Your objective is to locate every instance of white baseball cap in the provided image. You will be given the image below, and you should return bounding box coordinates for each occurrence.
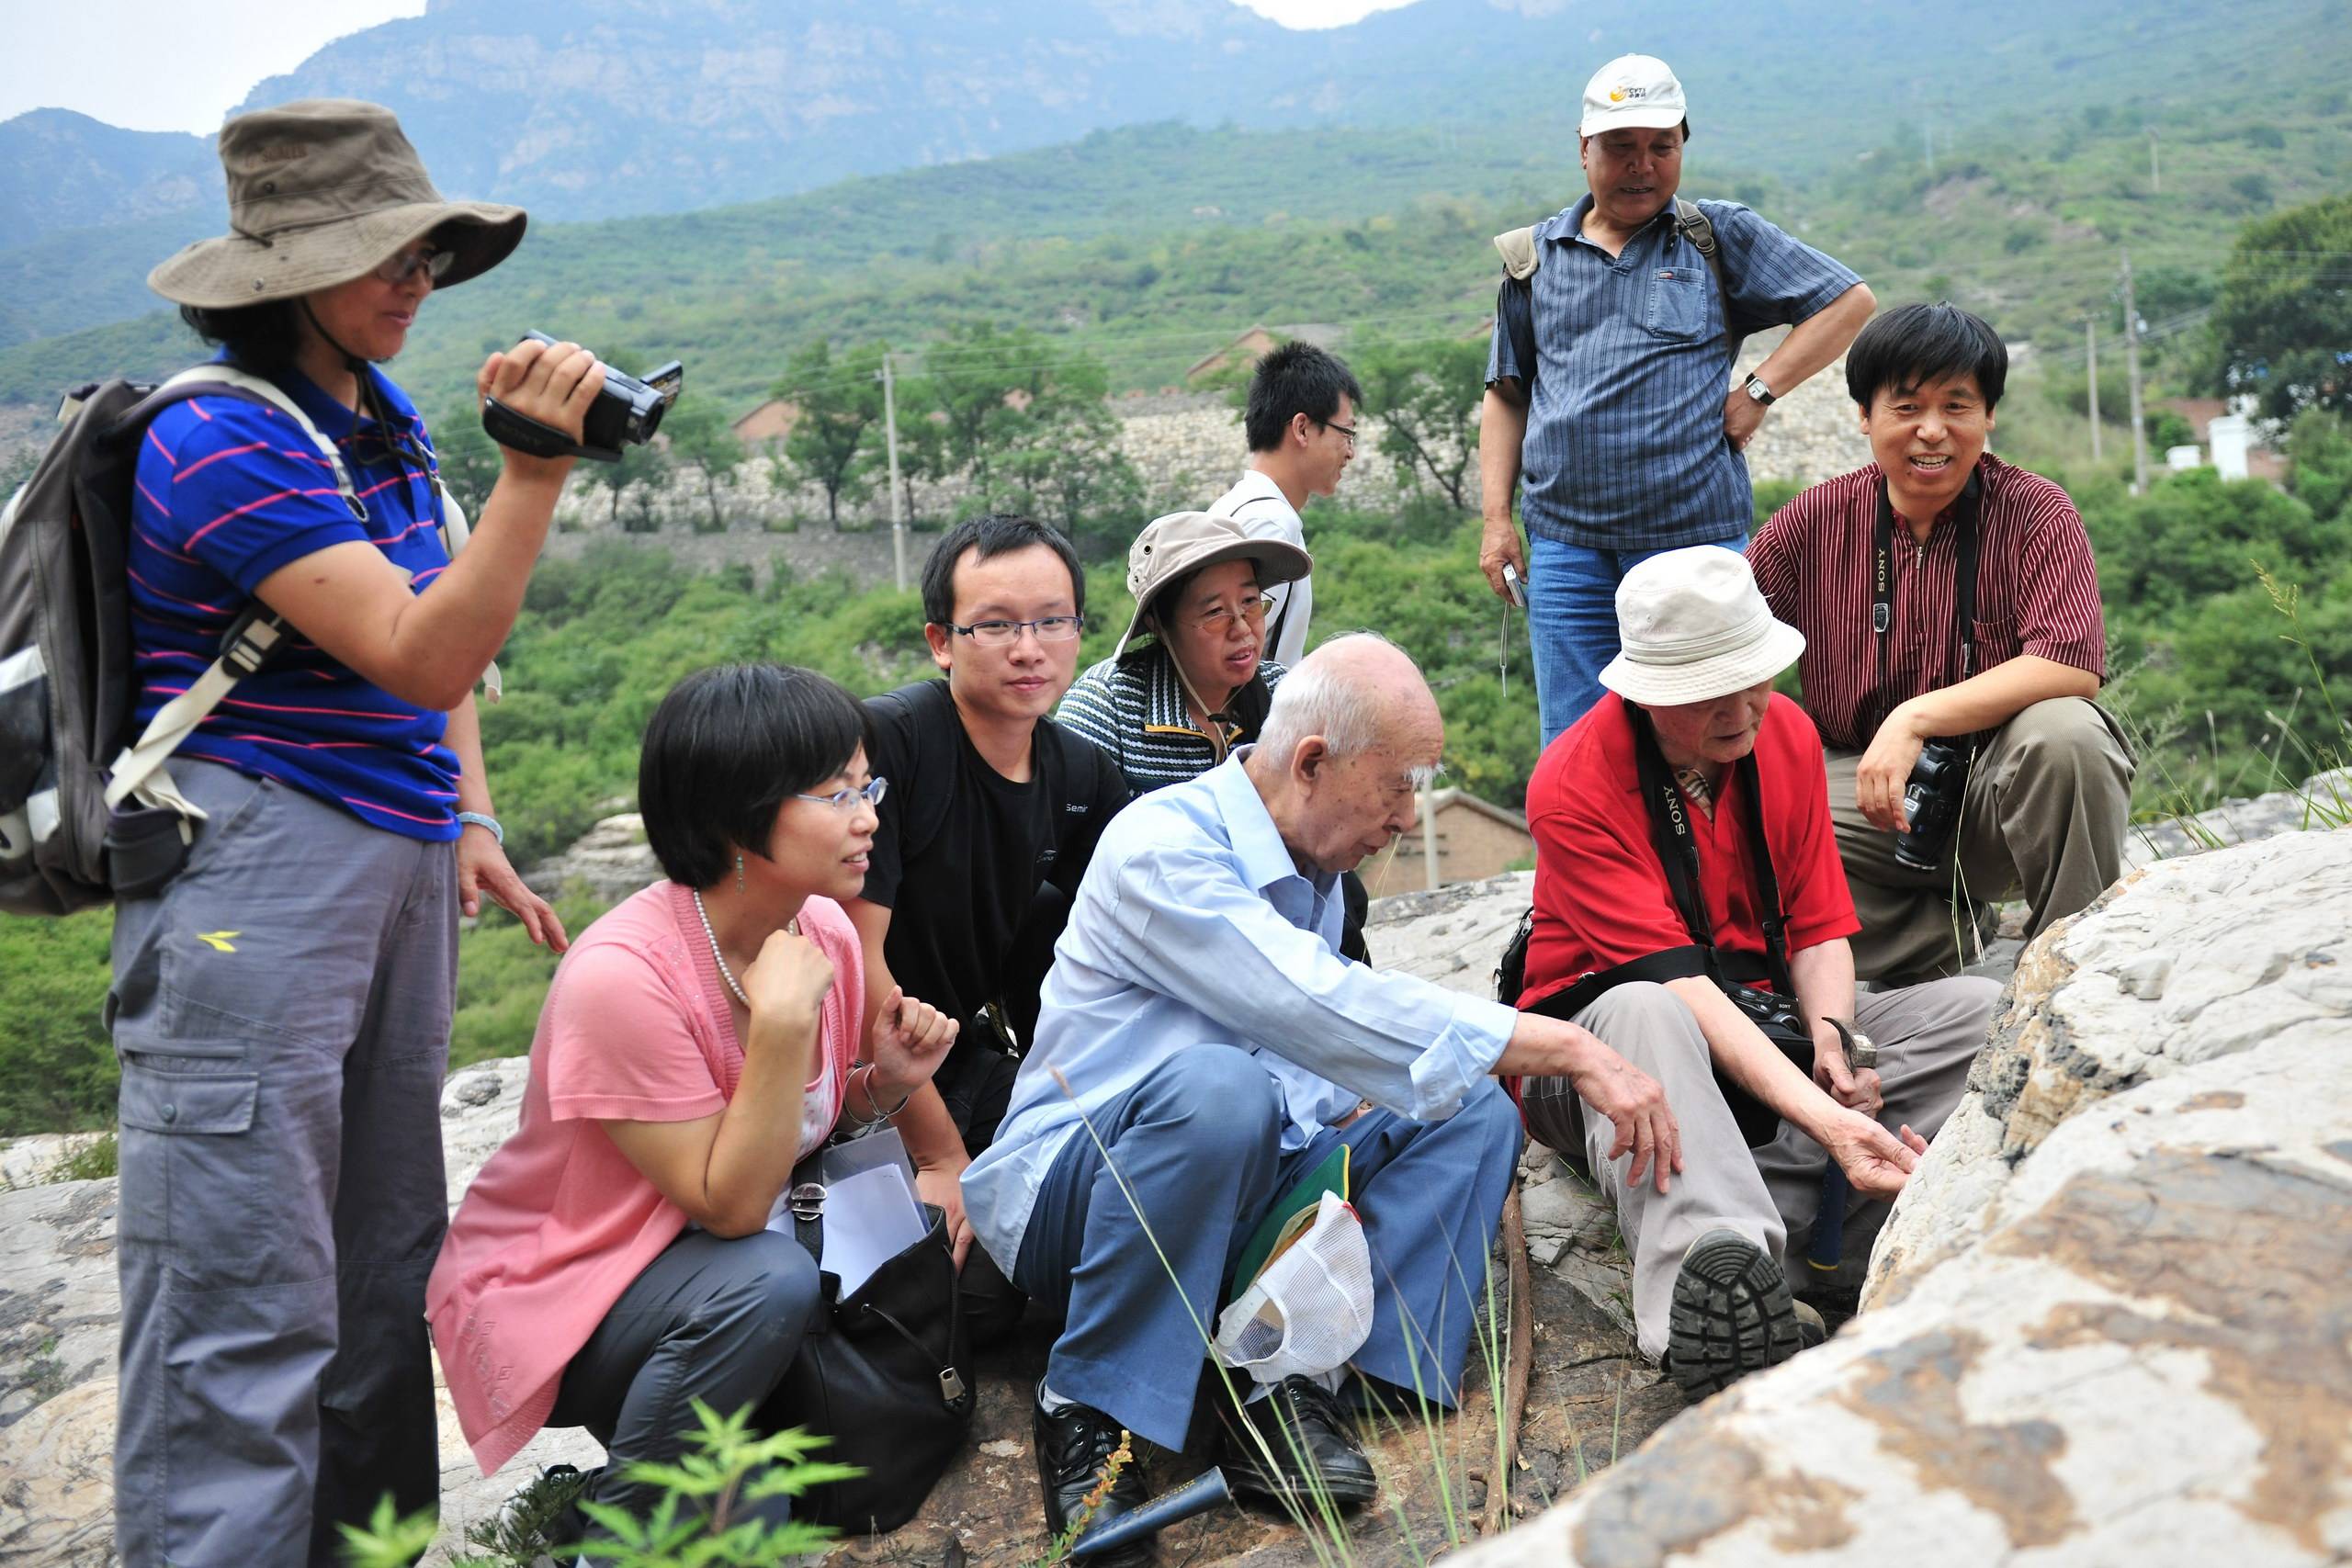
[1579,54,1688,138]
[1599,547,1804,705]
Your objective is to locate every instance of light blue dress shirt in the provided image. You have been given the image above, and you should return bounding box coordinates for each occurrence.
[961,752,1523,1274]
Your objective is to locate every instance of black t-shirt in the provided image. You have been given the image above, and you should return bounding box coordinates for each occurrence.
[860,679,1129,1133]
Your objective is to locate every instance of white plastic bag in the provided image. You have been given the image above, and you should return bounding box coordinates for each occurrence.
[1212,1191,1374,1382]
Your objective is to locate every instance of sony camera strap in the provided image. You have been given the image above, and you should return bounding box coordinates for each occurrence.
[1866,469,1983,735]
[1626,705,1796,996]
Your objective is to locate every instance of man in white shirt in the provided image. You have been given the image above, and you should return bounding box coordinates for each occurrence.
[1213,341,1363,668]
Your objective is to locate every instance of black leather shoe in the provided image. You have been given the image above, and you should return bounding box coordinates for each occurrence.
[1034,1383,1155,1566]
[1218,1375,1379,1511]
[1664,1229,1804,1399]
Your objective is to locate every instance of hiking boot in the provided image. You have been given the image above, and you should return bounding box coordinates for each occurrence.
[1663,1229,1805,1399]
[1218,1374,1379,1511]
[1034,1383,1154,1567]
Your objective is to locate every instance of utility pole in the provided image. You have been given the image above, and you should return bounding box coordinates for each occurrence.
[880,352,906,592]
[1419,781,1442,891]
[2086,319,2103,463]
[2121,250,2149,494]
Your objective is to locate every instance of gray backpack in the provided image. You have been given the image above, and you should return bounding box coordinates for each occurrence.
[0,366,483,916]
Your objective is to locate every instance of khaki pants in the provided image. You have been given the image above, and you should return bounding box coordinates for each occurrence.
[1520,976,1998,1360]
[1828,697,2132,985]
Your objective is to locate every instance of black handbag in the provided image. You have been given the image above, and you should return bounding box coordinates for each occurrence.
[771,1168,977,1534]
[1503,705,1815,1155]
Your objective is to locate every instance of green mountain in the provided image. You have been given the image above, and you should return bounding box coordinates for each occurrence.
[3,0,2344,347]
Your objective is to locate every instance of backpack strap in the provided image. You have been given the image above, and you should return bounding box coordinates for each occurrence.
[1670,198,1732,303]
[1492,224,1541,283]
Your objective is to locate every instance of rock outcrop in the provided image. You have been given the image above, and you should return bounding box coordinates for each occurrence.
[1451,825,2352,1568]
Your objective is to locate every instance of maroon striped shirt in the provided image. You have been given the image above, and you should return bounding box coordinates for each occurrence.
[1747,455,2106,751]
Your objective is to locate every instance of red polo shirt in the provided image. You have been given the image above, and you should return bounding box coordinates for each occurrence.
[1519,693,1860,1010]
[1746,454,2106,752]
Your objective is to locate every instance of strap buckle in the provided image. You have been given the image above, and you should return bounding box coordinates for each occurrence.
[787,1181,827,1222]
[217,609,285,678]
[1871,603,1891,634]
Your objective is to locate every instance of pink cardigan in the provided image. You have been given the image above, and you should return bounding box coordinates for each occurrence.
[427,883,861,1473]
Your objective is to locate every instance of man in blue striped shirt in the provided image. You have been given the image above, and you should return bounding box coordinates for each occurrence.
[1477,53,1875,745]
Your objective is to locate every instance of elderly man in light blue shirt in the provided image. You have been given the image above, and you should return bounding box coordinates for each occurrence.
[965,634,1679,1562]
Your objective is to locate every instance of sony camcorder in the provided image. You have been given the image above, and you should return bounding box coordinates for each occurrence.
[1895,739,1970,872]
[481,332,683,462]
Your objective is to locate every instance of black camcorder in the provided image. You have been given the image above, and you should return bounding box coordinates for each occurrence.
[481,332,684,462]
[1895,739,1970,872]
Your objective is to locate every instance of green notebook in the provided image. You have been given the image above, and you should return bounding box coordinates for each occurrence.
[1228,1145,1351,1300]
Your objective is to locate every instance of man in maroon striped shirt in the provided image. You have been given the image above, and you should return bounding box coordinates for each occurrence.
[1748,304,2132,983]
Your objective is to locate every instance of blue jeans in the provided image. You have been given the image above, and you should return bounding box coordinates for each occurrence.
[1527,532,1747,747]
[1012,1046,1522,1450]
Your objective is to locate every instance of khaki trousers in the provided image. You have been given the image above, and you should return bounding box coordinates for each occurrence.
[1520,976,1998,1360]
[1827,697,2132,984]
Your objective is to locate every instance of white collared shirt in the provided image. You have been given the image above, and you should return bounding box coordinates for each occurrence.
[1213,468,1312,668]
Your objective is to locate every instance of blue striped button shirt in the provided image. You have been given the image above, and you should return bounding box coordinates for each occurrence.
[1487,196,1861,552]
[960,751,1521,1276]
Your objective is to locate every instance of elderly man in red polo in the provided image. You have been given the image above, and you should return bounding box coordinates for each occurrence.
[1511,548,1998,1397]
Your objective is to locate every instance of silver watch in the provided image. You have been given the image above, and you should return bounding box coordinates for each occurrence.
[1743,371,1777,406]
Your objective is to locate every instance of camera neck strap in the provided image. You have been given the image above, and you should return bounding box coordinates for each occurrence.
[1868,469,1982,733]
[1625,705,1794,994]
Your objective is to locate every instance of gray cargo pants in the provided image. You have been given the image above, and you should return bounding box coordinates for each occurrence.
[1520,976,1997,1359]
[1827,696,2132,984]
[108,761,456,1565]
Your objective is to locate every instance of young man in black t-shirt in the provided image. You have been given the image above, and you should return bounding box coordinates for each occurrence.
[848,514,1130,1272]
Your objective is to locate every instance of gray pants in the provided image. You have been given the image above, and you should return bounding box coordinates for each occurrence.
[108,761,456,1566]
[1520,976,1997,1359]
[1827,696,2132,984]
[549,1228,824,1530]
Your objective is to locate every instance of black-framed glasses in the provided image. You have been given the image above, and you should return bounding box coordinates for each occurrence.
[796,777,889,812]
[1318,418,1359,448]
[949,615,1084,648]
[373,246,455,288]
[1191,594,1276,636]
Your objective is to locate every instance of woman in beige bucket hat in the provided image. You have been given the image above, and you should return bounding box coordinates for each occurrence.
[111,99,606,1561]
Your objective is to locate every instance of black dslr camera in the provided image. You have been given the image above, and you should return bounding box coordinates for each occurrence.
[1895,740,1970,872]
[481,332,684,462]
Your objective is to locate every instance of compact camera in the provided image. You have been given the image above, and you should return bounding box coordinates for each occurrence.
[1895,739,1970,872]
[481,332,684,461]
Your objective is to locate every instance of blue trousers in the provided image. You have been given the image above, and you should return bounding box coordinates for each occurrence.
[1527,532,1747,747]
[1012,1046,1522,1450]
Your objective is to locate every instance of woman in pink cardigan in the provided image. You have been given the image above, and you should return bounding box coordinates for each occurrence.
[429,664,957,1533]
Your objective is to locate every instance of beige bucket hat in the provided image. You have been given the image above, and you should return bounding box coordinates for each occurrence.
[1114,511,1312,658]
[148,99,526,310]
[1599,547,1805,705]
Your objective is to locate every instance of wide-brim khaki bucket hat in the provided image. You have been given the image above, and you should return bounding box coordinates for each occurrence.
[1114,511,1312,657]
[1599,546,1805,705]
[148,98,526,310]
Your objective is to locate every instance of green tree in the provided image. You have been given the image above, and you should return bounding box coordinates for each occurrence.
[2211,193,2352,420]
[660,397,742,532]
[1352,336,1487,513]
[775,339,885,528]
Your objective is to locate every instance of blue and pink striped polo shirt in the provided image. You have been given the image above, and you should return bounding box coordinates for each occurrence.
[127,357,462,841]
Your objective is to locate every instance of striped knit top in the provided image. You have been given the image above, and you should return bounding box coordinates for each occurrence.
[1055,645,1287,796]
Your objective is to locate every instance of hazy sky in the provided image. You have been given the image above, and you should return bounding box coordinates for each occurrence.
[1,0,1422,134]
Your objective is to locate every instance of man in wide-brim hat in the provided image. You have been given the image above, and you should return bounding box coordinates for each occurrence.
[1508,547,1998,1398]
[110,97,604,1563]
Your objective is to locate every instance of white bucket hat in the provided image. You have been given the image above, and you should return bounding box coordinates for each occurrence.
[1599,547,1804,705]
[1113,510,1311,658]
[1579,54,1688,138]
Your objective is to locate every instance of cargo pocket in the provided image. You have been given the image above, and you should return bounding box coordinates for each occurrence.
[115,1056,261,1268]
[1644,267,1708,340]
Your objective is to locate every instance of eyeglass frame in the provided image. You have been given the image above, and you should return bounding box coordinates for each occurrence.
[1182,592,1277,637]
[945,615,1086,647]
[1317,417,1359,448]
[373,244,456,288]
[795,776,889,812]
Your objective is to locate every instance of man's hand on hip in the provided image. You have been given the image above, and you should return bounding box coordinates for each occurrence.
[1722,384,1769,451]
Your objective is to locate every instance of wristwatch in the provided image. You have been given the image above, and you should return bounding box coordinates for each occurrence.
[1743,371,1777,406]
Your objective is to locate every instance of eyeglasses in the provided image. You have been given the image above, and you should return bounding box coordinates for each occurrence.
[1191,594,1275,636]
[373,246,455,288]
[948,615,1084,648]
[1318,418,1359,449]
[796,777,889,812]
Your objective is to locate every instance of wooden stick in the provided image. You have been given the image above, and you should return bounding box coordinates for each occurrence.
[1481,1182,1535,1538]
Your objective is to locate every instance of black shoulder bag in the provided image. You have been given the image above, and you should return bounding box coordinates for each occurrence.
[770,1162,977,1533]
[1502,705,1815,1151]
